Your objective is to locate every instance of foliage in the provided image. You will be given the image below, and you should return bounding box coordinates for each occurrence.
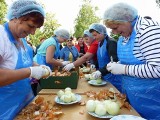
[73,0,100,38]
[110,33,121,41]
[156,0,160,7]
[0,0,7,24]
[29,13,60,46]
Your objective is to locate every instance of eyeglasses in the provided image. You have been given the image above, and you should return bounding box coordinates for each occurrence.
[66,40,72,42]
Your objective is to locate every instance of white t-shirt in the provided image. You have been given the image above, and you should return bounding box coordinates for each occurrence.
[0,25,18,69]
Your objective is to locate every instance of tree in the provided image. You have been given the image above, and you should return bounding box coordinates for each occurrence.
[73,0,100,38]
[0,0,7,24]
[29,13,60,46]
[156,0,160,7]
[110,33,120,41]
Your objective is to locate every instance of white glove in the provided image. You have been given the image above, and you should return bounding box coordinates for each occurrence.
[107,62,126,74]
[40,65,52,76]
[29,66,46,79]
[91,70,101,79]
[63,63,74,71]
[62,61,70,66]
[90,64,95,69]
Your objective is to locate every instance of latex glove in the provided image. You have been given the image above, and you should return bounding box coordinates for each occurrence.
[63,63,74,71]
[91,70,101,79]
[107,62,126,74]
[90,64,95,69]
[62,61,70,66]
[40,65,52,76]
[29,66,46,79]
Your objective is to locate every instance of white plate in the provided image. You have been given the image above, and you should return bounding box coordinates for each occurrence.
[55,94,81,105]
[87,111,114,119]
[88,80,107,86]
[110,115,146,120]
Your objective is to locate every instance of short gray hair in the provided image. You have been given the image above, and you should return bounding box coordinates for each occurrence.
[103,2,138,22]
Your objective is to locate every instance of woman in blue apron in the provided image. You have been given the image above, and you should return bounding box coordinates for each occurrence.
[0,1,50,119]
[89,23,122,92]
[63,29,99,71]
[60,37,79,62]
[104,2,160,120]
[33,28,71,70]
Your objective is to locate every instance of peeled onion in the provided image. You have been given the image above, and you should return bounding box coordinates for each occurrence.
[70,93,76,102]
[96,78,102,84]
[94,100,101,106]
[86,100,96,112]
[107,101,120,115]
[65,87,72,92]
[103,99,112,111]
[65,90,72,95]
[63,95,72,103]
[60,95,65,102]
[95,104,107,116]
[57,90,64,98]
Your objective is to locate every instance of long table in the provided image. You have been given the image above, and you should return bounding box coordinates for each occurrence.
[15,78,141,120]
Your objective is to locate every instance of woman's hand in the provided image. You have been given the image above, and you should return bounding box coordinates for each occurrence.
[107,62,126,74]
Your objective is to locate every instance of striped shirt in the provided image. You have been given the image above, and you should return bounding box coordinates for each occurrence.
[125,16,160,78]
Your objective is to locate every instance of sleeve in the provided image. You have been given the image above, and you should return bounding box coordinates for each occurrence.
[45,37,56,48]
[0,32,5,57]
[99,64,110,76]
[98,39,118,76]
[107,39,118,62]
[87,42,98,54]
[127,25,160,78]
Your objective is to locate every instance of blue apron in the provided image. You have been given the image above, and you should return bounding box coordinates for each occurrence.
[118,29,160,119]
[34,37,60,69]
[62,46,79,62]
[0,23,34,120]
[97,39,122,92]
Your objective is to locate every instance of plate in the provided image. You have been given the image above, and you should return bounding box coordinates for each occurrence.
[88,80,107,86]
[55,94,81,105]
[87,111,114,119]
[110,115,146,120]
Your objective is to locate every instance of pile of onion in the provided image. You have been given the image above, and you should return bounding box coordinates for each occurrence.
[86,99,120,116]
[57,87,76,103]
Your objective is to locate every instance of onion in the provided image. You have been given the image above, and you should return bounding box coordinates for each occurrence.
[42,68,50,78]
[103,99,112,111]
[96,78,102,84]
[57,90,64,98]
[71,93,77,102]
[107,101,120,115]
[63,95,72,103]
[95,104,107,116]
[86,100,96,112]
[94,100,101,106]
[65,90,72,95]
[60,95,65,102]
[65,87,72,92]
